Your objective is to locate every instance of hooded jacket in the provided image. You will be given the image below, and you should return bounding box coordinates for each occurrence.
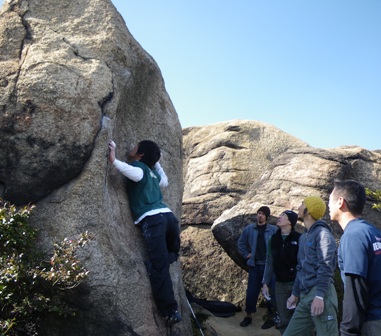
[292,220,337,298]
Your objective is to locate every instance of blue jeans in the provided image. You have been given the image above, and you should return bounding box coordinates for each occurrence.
[140,212,180,316]
[246,265,276,315]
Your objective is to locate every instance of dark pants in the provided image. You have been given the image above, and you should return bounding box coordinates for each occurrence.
[246,265,276,316]
[140,212,180,316]
[275,281,295,334]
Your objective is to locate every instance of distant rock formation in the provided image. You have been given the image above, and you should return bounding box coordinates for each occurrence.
[181,120,308,304]
[181,121,381,306]
[0,1,190,335]
[182,120,308,226]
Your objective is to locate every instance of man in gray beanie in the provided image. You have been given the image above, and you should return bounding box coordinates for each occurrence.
[238,206,278,329]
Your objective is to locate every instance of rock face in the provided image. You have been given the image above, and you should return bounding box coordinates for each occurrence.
[181,120,308,304]
[181,121,381,306]
[0,1,190,335]
[181,224,248,306]
[182,120,308,226]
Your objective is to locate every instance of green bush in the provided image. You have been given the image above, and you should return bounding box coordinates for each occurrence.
[0,199,92,335]
[366,188,381,211]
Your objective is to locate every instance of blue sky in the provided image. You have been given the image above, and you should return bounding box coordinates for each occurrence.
[1,0,380,150]
[112,0,380,150]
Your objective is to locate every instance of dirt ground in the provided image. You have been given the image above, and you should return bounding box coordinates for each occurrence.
[196,307,280,336]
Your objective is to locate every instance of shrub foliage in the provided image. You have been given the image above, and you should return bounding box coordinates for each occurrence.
[366,188,381,211]
[0,199,92,335]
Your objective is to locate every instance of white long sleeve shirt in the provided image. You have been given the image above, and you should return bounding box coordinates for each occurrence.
[112,160,168,187]
[112,159,170,223]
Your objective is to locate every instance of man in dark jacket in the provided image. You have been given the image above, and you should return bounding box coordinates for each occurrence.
[283,196,338,336]
[237,206,278,329]
[262,210,301,334]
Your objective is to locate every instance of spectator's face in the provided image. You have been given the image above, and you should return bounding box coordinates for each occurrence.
[277,213,290,228]
[328,189,340,221]
[298,201,306,222]
[257,211,267,224]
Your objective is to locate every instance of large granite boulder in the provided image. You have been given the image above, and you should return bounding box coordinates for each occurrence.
[182,120,308,226]
[0,1,190,335]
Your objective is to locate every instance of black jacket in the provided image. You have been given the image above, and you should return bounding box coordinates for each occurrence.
[271,230,301,283]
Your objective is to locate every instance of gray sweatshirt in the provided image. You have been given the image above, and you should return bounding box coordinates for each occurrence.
[292,220,337,298]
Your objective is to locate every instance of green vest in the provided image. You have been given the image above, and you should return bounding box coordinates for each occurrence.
[126,161,167,220]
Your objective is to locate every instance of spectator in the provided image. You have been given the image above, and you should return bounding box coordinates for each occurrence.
[238,206,278,329]
[329,179,381,336]
[284,196,338,336]
[262,210,301,334]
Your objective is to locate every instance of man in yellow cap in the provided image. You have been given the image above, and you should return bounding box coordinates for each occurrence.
[283,196,338,336]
